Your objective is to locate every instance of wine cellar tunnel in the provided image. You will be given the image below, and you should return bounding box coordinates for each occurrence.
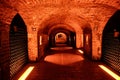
[0,0,120,80]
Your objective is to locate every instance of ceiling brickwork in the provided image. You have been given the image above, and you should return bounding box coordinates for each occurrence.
[0,0,120,33]
[0,0,120,61]
[1,0,120,9]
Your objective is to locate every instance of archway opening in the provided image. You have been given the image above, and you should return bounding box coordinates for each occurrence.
[49,28,76,48]
[10,13,28,79]
[102,10,120,73]
[55,32,67,46]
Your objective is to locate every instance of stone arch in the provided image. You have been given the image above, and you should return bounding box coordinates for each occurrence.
[9,13,28,78]
[101,10,120,73]
[38,13,91,48]
[49,27,75,47]
[55,32,67,44]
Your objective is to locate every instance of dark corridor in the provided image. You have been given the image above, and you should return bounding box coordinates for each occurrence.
[0,1,120,80]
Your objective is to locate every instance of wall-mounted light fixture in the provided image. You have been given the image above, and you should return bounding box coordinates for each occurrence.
[13,26,18,32]
[94,26,98,31]
[11,26,18,34]
[32,27,36,31]
[114,29,120,42]
[39,36,42,45]
[114,29,119,38]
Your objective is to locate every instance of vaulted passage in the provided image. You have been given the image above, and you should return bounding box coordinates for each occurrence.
[49,28,76,48]
[0,0,120,80]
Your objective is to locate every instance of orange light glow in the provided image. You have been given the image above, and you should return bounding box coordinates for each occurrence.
[78,50,84,54]
[39,36,42,45]
[98,65,120,80]
[44,53,84,65]
[18,66,34,80]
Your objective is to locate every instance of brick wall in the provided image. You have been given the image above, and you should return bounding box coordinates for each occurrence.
[0,24,10,80]
[0,0,119,64]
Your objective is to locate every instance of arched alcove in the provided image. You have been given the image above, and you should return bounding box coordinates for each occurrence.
[10,13,28,78]
[37,13,91,59]
[102,10,120,73]
[55,32,67,44]
[49,28,75,48]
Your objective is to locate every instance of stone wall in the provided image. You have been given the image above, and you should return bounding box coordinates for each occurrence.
[0,0,119,62]
[0,23,10,80]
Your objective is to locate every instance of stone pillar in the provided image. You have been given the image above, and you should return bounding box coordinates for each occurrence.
[92,31,102,60]
[28,32,38,61]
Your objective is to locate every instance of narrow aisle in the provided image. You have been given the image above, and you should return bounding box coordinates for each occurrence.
[13,48,116,80]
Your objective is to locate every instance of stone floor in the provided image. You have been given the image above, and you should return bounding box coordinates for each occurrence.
[13,47,119,80]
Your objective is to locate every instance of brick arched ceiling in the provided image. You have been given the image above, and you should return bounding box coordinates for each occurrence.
[0,0,120,33]
[40,13,90,35]
[47,24,75,35]
[49,28,72,37]
[0,0,120,10]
